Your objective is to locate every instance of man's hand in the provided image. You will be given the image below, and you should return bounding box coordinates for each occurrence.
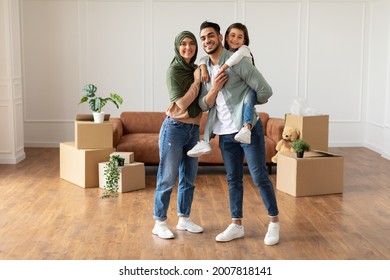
[212,71,228,92]
[205,71,228,106]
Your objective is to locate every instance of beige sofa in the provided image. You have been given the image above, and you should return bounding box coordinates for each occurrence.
[110,111,284,172]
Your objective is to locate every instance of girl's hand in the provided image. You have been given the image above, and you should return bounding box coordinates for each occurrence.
[217,64,229,76]
[199,65,210,83]
[201,71,210,83]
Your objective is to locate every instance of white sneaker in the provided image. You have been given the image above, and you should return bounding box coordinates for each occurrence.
[264,222,280,246]
[152,221,174,239]
[187,140,212,157]
[176,217,203,233]
[234,127,251,144]
[216,223,244,242]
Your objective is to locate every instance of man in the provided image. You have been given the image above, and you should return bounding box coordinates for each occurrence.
[198,21,280,245]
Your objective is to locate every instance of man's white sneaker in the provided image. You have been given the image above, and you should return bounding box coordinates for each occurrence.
[264,222,280,246]
[187,141,212,157]
[152,221,174,239]
[234,127,251,144]
[176,217,203,233]
[216,224,244,242]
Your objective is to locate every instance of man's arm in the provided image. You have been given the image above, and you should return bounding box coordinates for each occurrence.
[198,71,228,110]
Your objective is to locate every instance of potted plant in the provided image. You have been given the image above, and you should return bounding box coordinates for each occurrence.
[79,84,123,123]
[101,155,124,199]
[291,139,310,158]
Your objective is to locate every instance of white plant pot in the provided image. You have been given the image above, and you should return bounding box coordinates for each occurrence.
[93,112,105,123]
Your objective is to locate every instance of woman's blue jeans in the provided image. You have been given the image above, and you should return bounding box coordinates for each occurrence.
[219,120,279,219]
[153,116,200,221]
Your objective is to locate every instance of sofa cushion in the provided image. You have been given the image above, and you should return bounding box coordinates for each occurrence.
[117,133,160,164]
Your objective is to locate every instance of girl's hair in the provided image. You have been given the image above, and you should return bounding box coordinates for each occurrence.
[224,23,255,65]
[224,23,250,49]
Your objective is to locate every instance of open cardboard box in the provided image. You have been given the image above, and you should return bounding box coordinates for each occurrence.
[99,162,145,193]
[285,114,329,151]
[276,150,344,197]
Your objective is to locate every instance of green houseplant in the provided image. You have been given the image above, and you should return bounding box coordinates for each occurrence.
[291,139,310,158]
[101,155,124,199]
[79,84,123,123]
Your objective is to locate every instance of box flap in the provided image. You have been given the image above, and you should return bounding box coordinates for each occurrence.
[282,149,341,159]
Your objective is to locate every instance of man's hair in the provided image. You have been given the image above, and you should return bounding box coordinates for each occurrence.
[200,21,221,34]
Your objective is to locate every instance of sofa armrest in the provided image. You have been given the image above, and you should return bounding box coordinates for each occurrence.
[266,117,285,144]
[110,118,123,148]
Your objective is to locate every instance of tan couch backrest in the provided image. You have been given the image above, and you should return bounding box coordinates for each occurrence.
[120,111,269,135]
[120,112,166,134]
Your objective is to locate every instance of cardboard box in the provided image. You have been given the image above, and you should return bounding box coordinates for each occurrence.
[109,152,134,164]
[99,162,145,193]
[74,114,113,149]
[276,151,343,197]
[285,114,329,151]
[60,142,115,188]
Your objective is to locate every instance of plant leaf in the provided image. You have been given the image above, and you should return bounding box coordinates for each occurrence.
[83,84,97,97]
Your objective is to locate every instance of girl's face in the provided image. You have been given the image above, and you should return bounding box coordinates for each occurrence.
[179,37,197,63]
[226,28,245,51]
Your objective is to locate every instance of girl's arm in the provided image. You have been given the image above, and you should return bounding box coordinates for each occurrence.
[219,45,252,74]
[198,55,210,83]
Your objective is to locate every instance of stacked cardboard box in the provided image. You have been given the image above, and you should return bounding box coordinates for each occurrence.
[98,152,145,193]
[60,114,115,188]
[277,114,344,196]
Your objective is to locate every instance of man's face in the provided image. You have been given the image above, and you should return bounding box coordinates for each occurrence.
[199,27,222,55]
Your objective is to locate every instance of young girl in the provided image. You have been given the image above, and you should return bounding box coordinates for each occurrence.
[187,22,257,157]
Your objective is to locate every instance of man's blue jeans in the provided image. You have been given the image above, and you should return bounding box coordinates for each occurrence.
[219,120,279,219]
[153,116,200,221]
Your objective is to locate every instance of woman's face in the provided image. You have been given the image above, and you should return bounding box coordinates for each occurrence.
[179,37,197,63]
[227,28,245,51]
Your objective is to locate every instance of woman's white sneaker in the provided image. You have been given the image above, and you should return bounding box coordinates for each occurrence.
[152,221,174,239]
[264,222,280,245]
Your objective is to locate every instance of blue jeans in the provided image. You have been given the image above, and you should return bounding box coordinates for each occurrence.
[153,116,200,221]
[219,120,279,219]
[243,90,256,126]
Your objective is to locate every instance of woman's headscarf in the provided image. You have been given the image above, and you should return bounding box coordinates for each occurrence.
[166,31,202,118]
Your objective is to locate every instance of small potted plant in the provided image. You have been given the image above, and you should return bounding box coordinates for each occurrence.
[101,155,124,199]
[291,139,310,158]
[79,84,123,123]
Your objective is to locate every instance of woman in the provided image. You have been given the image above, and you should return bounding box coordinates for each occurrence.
[152,31,203,239]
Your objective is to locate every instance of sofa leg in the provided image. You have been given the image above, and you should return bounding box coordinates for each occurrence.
[267,163,276,175]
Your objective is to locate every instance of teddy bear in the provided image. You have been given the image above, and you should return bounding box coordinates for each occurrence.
[271,126,300,163]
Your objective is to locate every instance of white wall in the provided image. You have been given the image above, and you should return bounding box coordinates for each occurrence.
[0,0,25,164]
[365,0,390,159]
[1,0,390,162]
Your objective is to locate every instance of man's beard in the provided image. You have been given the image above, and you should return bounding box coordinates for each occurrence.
[204,41,221,55]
